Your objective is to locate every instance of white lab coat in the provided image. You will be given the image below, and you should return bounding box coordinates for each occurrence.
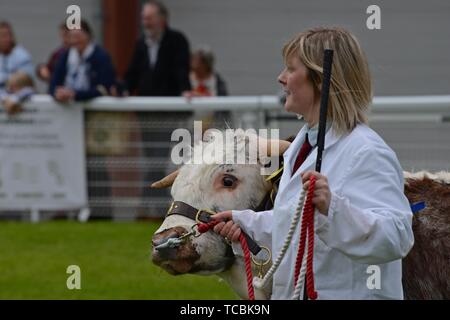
[232,123,414,299]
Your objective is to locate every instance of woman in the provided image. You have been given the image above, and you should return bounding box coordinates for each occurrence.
[184,47,230,130]
[212,27,414,299]
[184,47,228,97]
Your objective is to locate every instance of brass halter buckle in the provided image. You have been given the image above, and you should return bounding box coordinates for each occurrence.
[251,245,272,278]
[195,208,216,224]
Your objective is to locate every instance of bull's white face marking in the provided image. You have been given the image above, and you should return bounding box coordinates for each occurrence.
[155,215,193,235]
[171,163,271,213]
[157,162,271,274]
[170,131,273,213]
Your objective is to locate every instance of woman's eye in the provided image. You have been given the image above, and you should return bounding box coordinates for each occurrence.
[222,175,237,187]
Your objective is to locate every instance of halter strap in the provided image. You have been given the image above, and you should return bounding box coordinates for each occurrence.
[166,201,215,224]
[165,200,262,255]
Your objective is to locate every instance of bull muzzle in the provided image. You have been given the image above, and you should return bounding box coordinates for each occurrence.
[151,226,200,275]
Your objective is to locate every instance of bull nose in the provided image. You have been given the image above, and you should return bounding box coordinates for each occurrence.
[152,226,188,247]
[152,232,179,248]
[152,244,177,261]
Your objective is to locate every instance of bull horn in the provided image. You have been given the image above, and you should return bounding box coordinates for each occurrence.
[259,138,291,156]
[150,169,180,189]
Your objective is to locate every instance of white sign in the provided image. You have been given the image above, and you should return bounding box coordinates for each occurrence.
[0,99,87,210]
[66,265,81,290]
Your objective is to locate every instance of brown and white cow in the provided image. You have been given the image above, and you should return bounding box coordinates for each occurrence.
[151,132,450,300]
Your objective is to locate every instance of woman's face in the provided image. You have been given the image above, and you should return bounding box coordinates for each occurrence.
[191,54,209,76]
[278,55,318,125]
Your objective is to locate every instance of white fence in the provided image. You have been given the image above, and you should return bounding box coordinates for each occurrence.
[29,94,450,113]
[1,94,449,221]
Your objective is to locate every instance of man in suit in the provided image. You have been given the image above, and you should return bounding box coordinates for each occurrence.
[125,1,191,96]
[125,1,192,217]
[49,20,116,102]
[49,20,117,219]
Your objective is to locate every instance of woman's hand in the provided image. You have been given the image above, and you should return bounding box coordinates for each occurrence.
[211,211,242,242]
[301,170,331,215]
[55,87,75,103]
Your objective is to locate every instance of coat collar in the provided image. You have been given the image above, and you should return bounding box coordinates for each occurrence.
[282,123,342,187]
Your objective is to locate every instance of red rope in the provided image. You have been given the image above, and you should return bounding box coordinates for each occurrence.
[197,220,255,300]
[239,233,255,300]
[293,175,318,300]
[197,221,218,234]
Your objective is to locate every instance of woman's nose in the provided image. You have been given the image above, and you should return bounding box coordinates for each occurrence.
[278,71,287,85]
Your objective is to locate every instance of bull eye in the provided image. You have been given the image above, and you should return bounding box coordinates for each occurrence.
[222,175,237,188]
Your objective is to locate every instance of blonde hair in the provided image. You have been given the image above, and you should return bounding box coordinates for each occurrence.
[283,27,372,134]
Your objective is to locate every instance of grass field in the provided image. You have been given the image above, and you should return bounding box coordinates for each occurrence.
[0,221,238,299]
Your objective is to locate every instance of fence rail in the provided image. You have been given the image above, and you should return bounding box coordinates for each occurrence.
[29,94,450,113]
[2,94,449,221]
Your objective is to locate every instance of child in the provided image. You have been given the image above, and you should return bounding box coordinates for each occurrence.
[0,71,35,115]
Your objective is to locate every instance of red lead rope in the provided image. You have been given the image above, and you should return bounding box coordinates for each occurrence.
[198,176,319,301]
[294,175,318,300]
[197,221,255,300]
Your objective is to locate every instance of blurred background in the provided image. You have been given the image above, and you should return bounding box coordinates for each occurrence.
[2,0,450,95]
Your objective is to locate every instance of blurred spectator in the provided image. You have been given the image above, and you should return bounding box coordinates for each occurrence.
[0,21,34,90]
[0,71,35,115]
[124,0,191,96]
[36,23,70,83]
[49,19,116,102]
[124,1,191,215]
[185,47,230,130]
[185,47,228,97]
[48,20,116,218]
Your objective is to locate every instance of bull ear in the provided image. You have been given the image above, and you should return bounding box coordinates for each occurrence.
[150,169,180,189]
[260,139,291,156]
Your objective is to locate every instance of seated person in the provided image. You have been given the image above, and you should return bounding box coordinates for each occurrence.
[49,19,116,102]
[0,71,35,115]
[184,47,230,130]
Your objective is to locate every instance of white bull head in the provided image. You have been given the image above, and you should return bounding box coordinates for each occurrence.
[151,130,290,299]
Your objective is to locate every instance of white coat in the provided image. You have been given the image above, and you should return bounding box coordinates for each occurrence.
[231,123,414,299]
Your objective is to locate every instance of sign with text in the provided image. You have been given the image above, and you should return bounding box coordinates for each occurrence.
[0,102,87,210]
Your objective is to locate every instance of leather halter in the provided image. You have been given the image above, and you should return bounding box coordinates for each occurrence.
[165,200,263,255]
[164,164,285,256]
[166,201,215,224]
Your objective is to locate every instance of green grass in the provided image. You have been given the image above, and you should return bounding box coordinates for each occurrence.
[0,221,238,300]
